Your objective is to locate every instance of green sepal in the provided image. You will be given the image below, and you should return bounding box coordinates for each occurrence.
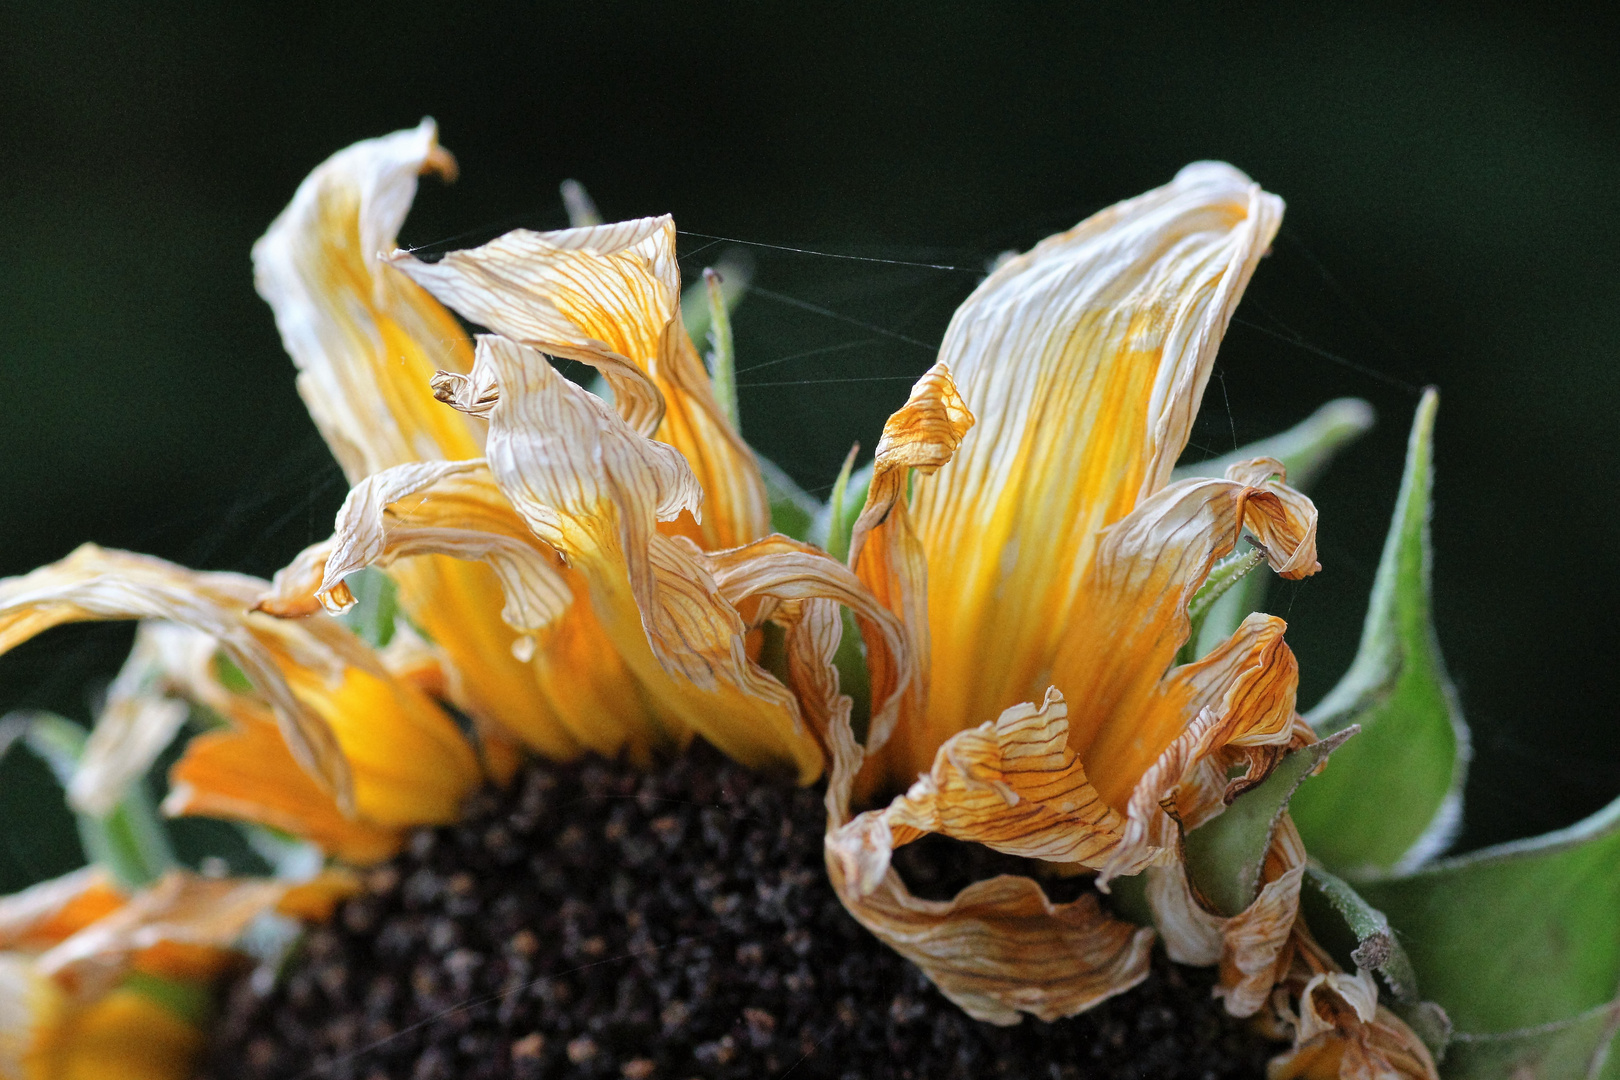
[810,457,874,562]
[833,608,872,745]
[1356,792,1620,1041]
[1299,863,1420,1001]
[1182,727,1356,917]
[119,969,213,1027]
[1291,389,1470,877]
[680,252,751,347]
[1176,546,1265,667]
[702,267,740,431]
[1174,397,1374,658]
[337,566,399,649]
[756,455,821,542]
[21,712,176,888]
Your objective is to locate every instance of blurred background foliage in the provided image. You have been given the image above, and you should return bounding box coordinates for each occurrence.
[1,1,1616,893]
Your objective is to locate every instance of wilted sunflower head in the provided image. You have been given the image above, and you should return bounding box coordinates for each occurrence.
[0,121,1446,1079]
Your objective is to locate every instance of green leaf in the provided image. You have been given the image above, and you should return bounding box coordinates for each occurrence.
[1291,389,1470,876]
[1356,792,1620,1039]
[1183,728,1356,917]
[756,455,821,542]
[337,566,399,649]
[1174,397,1375,658]
[1440,996,1620,1080]
[19,711,175,888]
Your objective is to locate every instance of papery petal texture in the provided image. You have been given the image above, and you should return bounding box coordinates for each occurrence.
[847,362,973,772]
[831,688,1122,897]
[252,117,480,480]
[900,163,1286,781]
[390,215,770,551]
[822,694,1152,1024]
[253,120,571,759]
[436,334,848,779]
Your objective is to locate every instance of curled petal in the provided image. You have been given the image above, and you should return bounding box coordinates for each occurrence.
[1216,817,1309,1016]
[700,534,911,754]
[313,459,572,636]
[823,684,1151,1025]
[848,363,974,786]
[445,334,839,776]
[392,219,672,433]
[1057,473,1316,809]
[1270,968,1440,1080]
[0,546,354,812]
[252,118,481,482]
[1099,614,1302,884]
[1147,818,1309,1019]
[830,688,1122,896]
[392,217,769,549]
[911,163,1285,754]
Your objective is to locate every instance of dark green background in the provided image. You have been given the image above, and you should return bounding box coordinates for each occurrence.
[2,2,1617,891]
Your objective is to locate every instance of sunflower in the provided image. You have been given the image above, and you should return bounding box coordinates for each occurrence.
[0,122,1433,1078]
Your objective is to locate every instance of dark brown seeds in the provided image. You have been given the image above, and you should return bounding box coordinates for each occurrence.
[201,741,1280,1079]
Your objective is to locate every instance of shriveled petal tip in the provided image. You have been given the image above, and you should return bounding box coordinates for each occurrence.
[253,118,482,482]
[909,164,1283,755]
[389,217,675,436]
[394,216,771,551]
[847,364,973,784]
[314,459,572,636]
[868,362,976,478]
[830,688,1123,896]
[1270,971,1440,1080]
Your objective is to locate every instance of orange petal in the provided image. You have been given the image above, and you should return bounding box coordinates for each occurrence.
[830,688,1122,898]
[441,334,838,777]
[909,164,1284,758]
[1099,614,1301,883]
[36,872,284,1001]
[48,986,204,1080]
[164,709,402,864]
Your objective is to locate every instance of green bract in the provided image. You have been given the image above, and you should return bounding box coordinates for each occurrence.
[1292,389,1470,875]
